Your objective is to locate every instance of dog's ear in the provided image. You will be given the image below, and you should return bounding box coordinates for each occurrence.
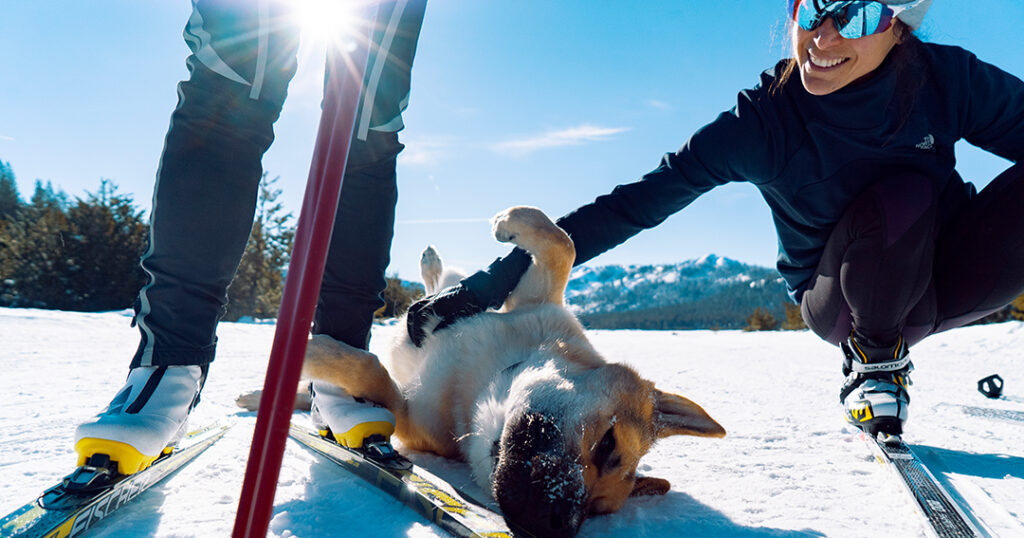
[630,476,671,497]
[653,390,726,438]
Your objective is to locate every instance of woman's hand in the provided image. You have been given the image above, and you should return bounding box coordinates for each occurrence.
[406,284,485,346]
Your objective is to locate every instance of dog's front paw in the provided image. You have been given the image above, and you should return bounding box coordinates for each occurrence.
[492,206,549,244]
[491,209,518,243]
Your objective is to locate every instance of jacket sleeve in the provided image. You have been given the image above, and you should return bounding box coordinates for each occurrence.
[557,84,781,266]
[461,79,782,308]
[959,51,1024,162]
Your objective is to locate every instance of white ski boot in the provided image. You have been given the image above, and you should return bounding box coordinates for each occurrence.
[840,334,912,442]
[309,381,395,450]
[75,365,204,475]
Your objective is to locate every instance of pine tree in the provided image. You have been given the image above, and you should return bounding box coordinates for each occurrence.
[224,174,294,321]
[1011,294,1024,321]
[744,307,778,331]
[63,179,149,311]
[377,276,424,318]
[1,193,73,308]
[0,179,149,311]
[0,160,21,221]
[30,180,69,211]
[0,161,23,303]
[781,302,807,330]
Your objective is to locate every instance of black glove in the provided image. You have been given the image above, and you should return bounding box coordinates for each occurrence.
[406,284,485,347]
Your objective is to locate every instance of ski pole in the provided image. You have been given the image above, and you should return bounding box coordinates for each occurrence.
[232,12,375,538]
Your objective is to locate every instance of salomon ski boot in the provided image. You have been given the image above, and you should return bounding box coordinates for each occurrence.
[75,365,205,475]
[840,334,912,442]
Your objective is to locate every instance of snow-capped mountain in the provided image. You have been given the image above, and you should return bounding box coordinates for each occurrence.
[565,254,789,329]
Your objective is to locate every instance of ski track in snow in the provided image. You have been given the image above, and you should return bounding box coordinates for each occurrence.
[2,307,1022,537]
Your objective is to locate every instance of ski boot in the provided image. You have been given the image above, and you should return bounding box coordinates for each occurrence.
[74,365,205,475]
[839,334,912,443]
[309,381,407,468]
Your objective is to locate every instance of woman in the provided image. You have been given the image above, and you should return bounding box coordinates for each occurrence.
[408,0,1024,441]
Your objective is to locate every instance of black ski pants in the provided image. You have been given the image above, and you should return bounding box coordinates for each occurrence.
[801,162,1024,348]
[131,0,427,368]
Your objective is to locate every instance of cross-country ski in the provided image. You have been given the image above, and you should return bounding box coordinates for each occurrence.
[0,423,228,538]
[287,423,516,538]
[862,434,983,538]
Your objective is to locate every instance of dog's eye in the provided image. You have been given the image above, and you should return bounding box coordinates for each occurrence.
[593,427,620,474]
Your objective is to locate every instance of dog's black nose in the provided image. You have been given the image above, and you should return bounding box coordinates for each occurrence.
[493,413,587,537]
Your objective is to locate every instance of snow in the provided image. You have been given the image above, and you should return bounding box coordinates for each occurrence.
[2,307,1023,537]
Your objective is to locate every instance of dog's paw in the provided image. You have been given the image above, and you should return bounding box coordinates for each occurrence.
[236,390,262,411]
[421,245,442,272]
[420,246,444,293]
[234,389,313,412]
[491,209,518,243]
[492,206,549,244]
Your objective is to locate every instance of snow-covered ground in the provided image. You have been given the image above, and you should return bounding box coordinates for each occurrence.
[2,307,1022,537]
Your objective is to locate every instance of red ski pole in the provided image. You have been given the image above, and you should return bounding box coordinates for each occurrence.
[232,15,374,538]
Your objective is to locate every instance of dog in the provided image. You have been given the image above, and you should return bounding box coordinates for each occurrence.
[257,206,726,537]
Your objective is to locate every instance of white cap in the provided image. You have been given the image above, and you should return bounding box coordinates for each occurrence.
[882,0,933,30]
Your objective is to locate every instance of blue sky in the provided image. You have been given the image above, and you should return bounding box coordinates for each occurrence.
[2,1,1022,280]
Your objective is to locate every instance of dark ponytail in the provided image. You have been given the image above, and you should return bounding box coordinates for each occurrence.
[886,21,927,142]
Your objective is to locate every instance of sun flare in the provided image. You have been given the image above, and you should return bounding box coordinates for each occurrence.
[293,0,367,47]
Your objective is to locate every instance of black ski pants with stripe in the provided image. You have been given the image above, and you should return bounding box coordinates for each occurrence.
[131,0,427,368]
[801,162,1024,349]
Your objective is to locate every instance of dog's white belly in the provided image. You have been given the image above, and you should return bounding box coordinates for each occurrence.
[390,304,588,465]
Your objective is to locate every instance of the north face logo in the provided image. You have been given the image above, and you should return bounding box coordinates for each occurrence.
[916,134,935,150]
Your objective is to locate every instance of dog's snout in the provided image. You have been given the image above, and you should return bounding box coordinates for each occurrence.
[494,413,587,537]
[520,412,561,453]
[495,453,586,537]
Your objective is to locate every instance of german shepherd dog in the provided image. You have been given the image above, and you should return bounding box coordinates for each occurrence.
[288,207,725,536]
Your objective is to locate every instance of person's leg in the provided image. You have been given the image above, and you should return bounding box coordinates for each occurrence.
[133,0,300,368]
[77,0,300,474]
[312,132,401,349]
[801,172,939,347]
[309,0,427,450]
[931,162,1024,331]
[312,0,427,350]
[801,172,939,437]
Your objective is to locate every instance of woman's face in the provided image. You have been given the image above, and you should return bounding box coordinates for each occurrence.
[792,16,900,96]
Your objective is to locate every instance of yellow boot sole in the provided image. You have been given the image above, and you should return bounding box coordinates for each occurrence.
[75,438,172,475]
[318,421,395,448]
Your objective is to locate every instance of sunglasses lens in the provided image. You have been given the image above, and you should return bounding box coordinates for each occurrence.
[795,0,825,31]
[794,1,894,39]
[835,2,885,39]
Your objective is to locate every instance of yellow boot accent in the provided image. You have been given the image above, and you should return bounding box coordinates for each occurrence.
[332,421,395,448]
[75,438,161,475]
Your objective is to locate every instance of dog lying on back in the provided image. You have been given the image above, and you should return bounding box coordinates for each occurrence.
[269,207,725,537]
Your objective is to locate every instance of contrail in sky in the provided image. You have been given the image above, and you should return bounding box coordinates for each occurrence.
[396,218,490,224]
